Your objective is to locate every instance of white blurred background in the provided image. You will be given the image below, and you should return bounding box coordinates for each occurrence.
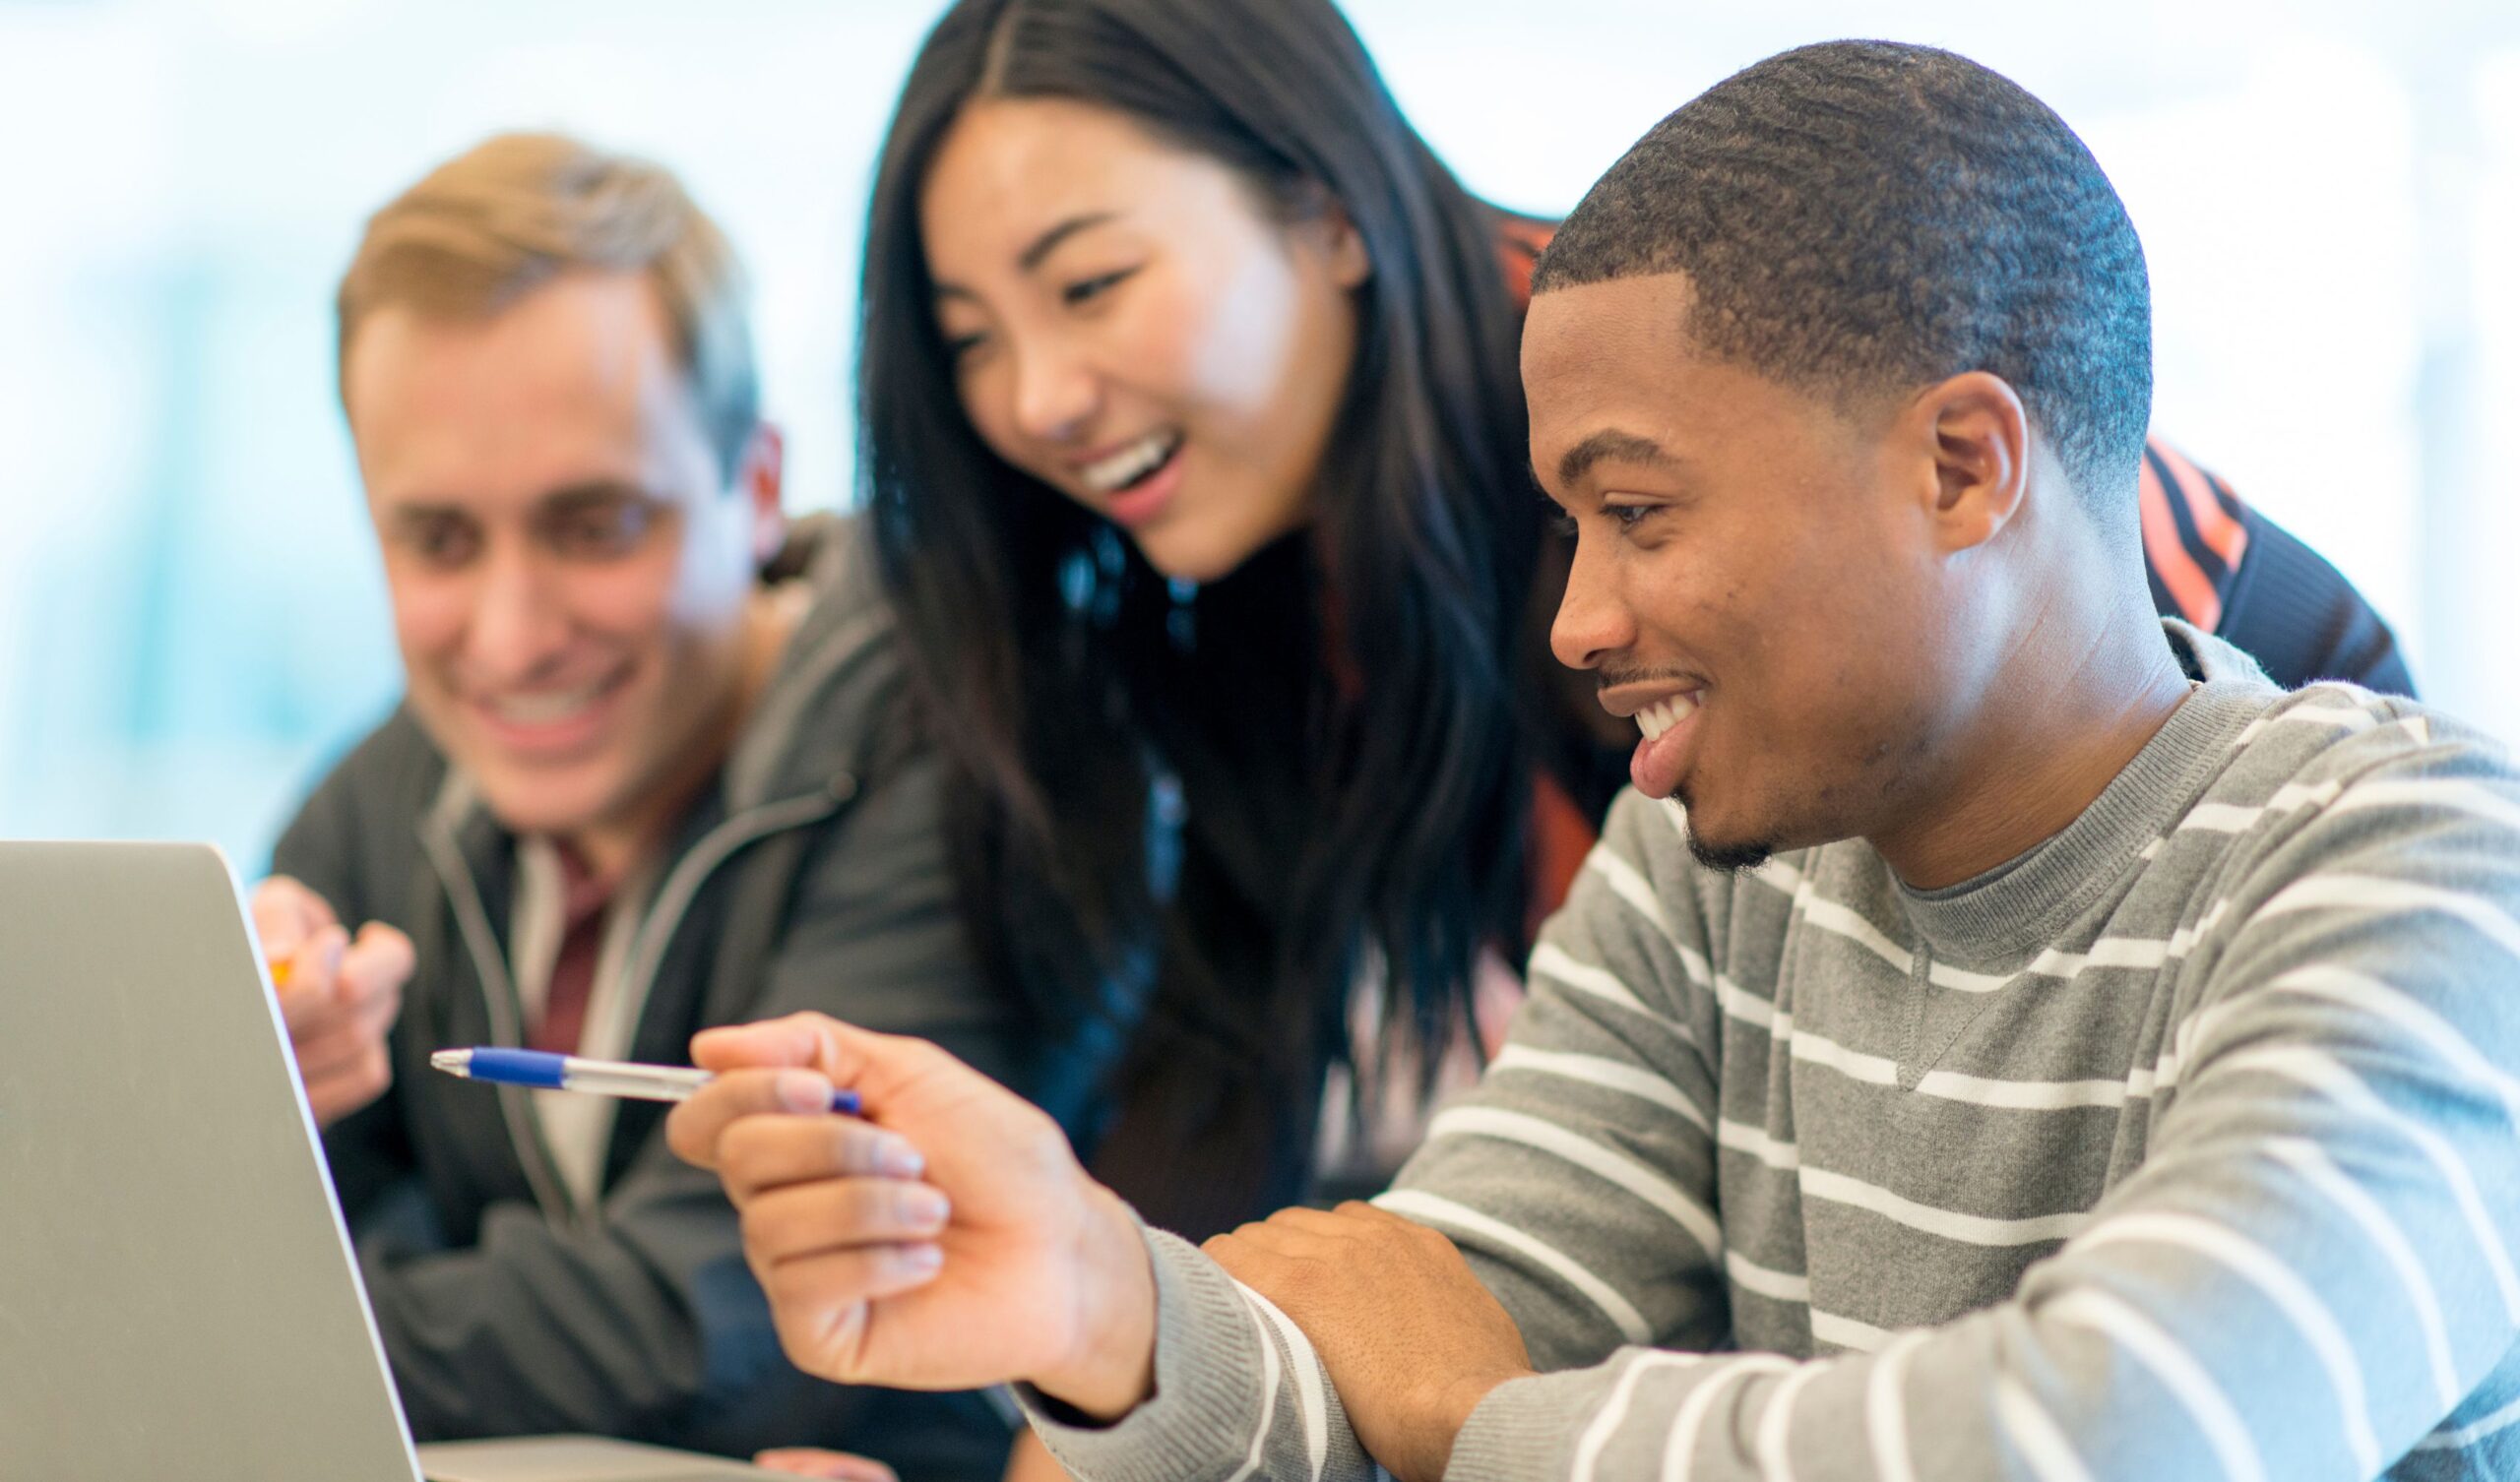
[3,0,2516,868]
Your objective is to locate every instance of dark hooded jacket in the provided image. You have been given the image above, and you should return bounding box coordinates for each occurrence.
[272,515,1074,1477]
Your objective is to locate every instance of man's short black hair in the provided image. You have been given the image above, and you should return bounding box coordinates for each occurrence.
[1535,41,2152,521]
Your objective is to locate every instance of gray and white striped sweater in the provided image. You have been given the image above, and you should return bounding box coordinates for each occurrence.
[1029,626,2520,1481]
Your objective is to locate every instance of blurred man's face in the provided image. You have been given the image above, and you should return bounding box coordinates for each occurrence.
[1525,272,1962,871]
[345,270,780,852]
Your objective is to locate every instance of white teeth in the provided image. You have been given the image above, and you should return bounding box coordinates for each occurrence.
[489,677,610,726]
[1635,694,1699,742]
[1081,431,1181,493]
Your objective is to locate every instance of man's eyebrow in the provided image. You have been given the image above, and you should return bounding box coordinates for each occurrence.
[380,481,651,523]
[1555,428,1681,488]
[380,498,468,525]
[533,479,653,515]
[521,483,664,524]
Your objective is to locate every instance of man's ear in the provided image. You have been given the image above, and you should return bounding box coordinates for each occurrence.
[1911,372,2029,555]
[740,423,787,566]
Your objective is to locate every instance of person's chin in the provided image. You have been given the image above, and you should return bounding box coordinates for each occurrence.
[1137,532,1246,587]
[470,761,618,840]
[1672,785,1777,875]
[1132,499,1298,588]
[1685,832,1776,875]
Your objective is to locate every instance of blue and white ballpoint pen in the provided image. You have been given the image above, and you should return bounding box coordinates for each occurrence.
[429,1047,861,1114]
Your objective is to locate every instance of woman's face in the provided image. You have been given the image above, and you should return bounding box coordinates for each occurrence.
[919,96,1370,585]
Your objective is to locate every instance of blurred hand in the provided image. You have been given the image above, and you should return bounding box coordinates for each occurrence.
[999,1430,1073,1482]
[753,1418,1078,1480]
[751,1449,898,1481]
[666,1013,1155,1417]
[250,875,415,1128]
[1207,1202,1534,1482]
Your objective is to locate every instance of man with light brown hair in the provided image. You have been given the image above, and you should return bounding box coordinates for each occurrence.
[251,131,1070,1477]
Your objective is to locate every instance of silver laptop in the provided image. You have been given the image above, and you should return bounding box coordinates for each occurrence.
[0,842,779,1481]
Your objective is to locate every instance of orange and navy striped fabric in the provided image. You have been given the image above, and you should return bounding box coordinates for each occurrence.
[1498,212,1551,305]
[2138,439,2252,634]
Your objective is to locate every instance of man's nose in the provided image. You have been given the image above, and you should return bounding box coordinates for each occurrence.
[462,544,571,682]
[1549,536,1638,672]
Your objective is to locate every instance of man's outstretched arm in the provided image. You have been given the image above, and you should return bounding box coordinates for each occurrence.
[667,789,1735,1481]
[672,727,2520,1479]
[669,1016,1386,1482]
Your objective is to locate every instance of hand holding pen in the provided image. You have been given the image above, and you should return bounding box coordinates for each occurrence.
[661,1013,1155,1408]
[250,875,415,1129]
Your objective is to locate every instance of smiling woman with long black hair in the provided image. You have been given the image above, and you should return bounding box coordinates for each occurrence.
[856,0,1572,1254]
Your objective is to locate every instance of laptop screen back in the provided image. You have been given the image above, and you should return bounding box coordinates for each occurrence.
[0,841,423,1481]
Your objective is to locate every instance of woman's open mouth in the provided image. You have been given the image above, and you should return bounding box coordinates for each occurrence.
[1081,430,1186,527]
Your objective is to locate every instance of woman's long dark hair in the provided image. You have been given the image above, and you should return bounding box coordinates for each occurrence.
[860,0,1544,1226]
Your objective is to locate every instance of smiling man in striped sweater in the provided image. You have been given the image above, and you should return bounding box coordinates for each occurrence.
[667,40,2520,1482]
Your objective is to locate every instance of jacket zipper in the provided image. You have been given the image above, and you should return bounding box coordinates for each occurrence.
[419,779,851,1230]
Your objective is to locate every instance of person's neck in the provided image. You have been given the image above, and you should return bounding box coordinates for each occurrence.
[1869,585,2192,893]
[559,814,671,892]
[552,586,805,887]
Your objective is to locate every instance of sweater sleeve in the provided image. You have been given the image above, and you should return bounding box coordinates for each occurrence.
[1039,731,2520,1480]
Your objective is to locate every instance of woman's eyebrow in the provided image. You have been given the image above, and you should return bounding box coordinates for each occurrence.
[931,211,1122,302]
[1017,211,1118,271]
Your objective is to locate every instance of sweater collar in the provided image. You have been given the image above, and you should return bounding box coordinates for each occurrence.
[1891,621,2278,967]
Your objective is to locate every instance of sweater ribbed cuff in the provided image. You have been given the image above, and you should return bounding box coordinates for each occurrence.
[1444,1366,1605,1481]
[1019,1225,1266,1482]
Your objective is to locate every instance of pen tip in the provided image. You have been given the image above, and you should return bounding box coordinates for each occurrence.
[428,1049,469,1076]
